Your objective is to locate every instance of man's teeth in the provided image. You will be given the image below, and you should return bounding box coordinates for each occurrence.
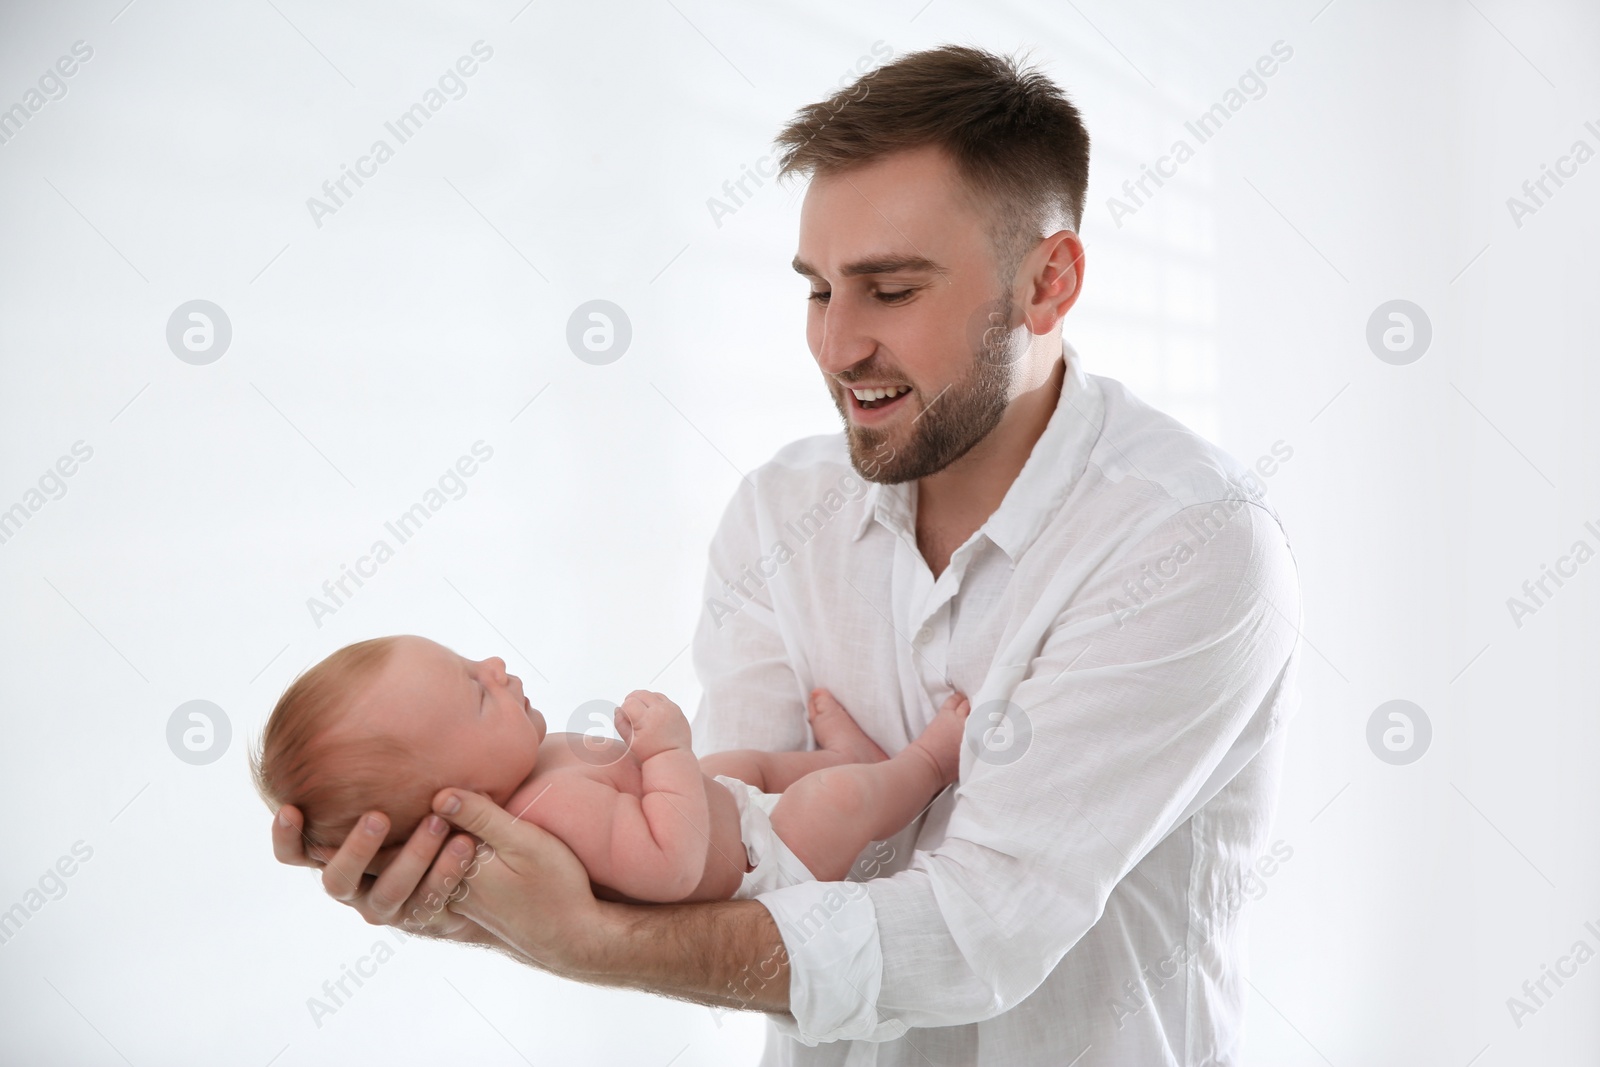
[851,385,911,402]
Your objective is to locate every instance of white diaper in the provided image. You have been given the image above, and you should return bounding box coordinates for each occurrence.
[712,774,818,900]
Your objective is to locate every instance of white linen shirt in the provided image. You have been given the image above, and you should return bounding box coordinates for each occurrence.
[690,339,1303,1066]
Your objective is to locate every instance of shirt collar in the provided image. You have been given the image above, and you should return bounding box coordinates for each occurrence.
[850,339,1104,563]
[850,451,910,544]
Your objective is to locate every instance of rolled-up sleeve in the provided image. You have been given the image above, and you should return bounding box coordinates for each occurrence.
[763,499,1302,1039]
[691,477,893,1043]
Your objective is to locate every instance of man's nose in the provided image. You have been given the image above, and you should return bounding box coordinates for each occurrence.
[813,297,875,378]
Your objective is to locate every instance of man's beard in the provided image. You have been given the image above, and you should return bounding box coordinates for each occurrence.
[833,296,1020,485]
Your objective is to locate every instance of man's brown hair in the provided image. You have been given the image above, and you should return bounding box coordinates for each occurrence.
[772,43,1091,286]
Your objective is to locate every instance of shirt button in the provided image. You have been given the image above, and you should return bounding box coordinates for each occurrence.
[915,626,933,644]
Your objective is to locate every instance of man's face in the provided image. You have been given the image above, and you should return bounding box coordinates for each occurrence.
[794,143,1027,483]
[344,636,546,808]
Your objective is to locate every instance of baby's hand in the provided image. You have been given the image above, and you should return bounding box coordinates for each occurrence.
[614,690,693,762]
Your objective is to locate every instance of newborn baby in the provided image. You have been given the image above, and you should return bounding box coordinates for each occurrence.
[251,635,970,902]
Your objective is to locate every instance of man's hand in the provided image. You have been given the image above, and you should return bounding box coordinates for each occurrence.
[614,690,692,763]
[429,788,612,976]
[275,791,790,1011]
[270,803,488,943]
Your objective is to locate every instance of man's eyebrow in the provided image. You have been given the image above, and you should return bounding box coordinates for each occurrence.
[791,253,945,279]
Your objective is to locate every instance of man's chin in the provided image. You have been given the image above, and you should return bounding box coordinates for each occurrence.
[846,430,913,484]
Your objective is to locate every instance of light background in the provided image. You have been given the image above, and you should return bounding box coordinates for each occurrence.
[1,0,1596,1064]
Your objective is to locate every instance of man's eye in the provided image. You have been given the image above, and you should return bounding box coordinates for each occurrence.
[807,289,915,305]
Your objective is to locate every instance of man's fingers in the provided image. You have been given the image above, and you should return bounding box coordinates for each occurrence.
[271,805,320,868]
[272,802,490,941]
[432,789,524,849]
[321,812,388,902]
[363,813,451,922]
[424,834,487,922]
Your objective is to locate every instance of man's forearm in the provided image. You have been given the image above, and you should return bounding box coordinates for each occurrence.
[427,918,540,966]
[563,898,794,1015]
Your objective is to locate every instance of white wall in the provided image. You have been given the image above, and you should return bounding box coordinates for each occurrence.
[1,1,1595,1063]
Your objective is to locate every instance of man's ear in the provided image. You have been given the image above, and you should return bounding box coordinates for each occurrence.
[1024,230,1085,334]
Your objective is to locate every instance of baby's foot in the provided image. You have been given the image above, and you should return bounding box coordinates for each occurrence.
[808,688,889,764]
[907,692,971,787]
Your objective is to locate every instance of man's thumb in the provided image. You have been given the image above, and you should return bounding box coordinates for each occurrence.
[432,789,515,843]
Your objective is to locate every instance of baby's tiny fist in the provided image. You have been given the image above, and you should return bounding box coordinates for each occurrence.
[616,691,691,759]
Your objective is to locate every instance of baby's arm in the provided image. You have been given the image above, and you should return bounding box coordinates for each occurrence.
[589,690,710,902]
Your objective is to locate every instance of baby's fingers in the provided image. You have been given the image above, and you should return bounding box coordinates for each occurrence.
[613,704,636,744]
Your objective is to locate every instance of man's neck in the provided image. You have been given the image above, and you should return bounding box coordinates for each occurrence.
[915,352,1066,576]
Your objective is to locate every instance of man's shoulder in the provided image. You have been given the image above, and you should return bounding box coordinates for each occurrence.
[747,431,865,501]
[708,430,867,535]
[1085,372,1287,524]
[761,431,853,475]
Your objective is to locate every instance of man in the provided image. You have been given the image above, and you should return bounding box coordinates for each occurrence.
[273,44,1302,1065]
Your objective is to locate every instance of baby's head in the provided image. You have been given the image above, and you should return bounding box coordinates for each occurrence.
[250,635,547,857]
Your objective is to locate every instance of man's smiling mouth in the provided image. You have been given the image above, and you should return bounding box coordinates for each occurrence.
[851,384,911,404]
[848,384,913,416]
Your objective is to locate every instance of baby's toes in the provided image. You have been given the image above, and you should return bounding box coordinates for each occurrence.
[809,688,843,717]
[808,688,888,763]
[940,692,971,718]
[934,694,972,726]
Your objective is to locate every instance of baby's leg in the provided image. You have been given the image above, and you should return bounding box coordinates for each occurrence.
[699,688,888,792]
[769,692,970,882]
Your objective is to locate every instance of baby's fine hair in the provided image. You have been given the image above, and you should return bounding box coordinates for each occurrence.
[250,635,425,851]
